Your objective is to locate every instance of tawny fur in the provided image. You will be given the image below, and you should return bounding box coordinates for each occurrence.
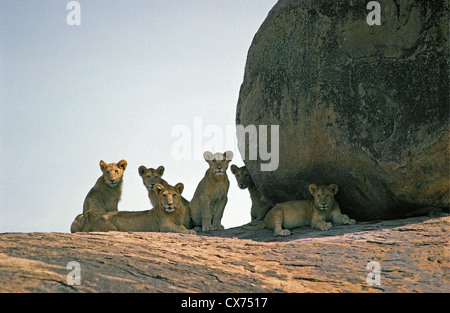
[70,160,127,233]
[230,165,272,224]
[84,183,196,234]
[243,184,356,236]
[138,165,192,229]
[189,151,233,231]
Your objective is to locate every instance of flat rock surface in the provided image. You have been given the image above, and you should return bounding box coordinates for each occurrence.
[0,214,448,293]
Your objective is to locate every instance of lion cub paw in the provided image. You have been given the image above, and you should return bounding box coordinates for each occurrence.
[319,222,332,231]
[213,224,224,230]
[347,218,356,225]
[184,229,197,235]
[274,229,291,236]
[202,224,214,232]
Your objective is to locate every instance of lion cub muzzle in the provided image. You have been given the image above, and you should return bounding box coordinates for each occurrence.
[215,165,225,175]
[317,201,329,211]
[164,196,176,212]
[213,162,226,175]
[107,179,119,187]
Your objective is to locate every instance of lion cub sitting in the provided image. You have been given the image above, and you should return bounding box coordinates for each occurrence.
[85,183,196,234]
[138,164,192,229]
[244,184,356,236]
[71,159,127,233]
[189,151,233,231]
[230,165,272,223]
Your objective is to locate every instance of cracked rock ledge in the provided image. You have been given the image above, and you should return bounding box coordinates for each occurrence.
[0,214,448,292]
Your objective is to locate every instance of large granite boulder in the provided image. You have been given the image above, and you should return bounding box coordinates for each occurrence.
[236,0,449,220]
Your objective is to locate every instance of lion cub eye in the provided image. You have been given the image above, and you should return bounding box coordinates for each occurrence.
[115,170,119,174]
[173,193,177,197]
[155,176,158,179]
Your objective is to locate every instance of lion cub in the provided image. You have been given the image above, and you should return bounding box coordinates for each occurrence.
[230,165,272,223]
[70,159,127,233]
[138,165,192,229]
[244,184,356,236]
[85,183,196,234]
[138,165,168,206]
[189,151,233,231]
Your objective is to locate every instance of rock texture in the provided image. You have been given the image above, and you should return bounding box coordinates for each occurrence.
[0,214,448,293]
[236,0,449,220]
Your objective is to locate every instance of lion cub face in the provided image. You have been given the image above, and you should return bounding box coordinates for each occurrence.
[203,151,234,176]
[100,160,127,188]
[230,165,252,189]
[309,184,338,211]
[154,183,184,213]
[138,165,165,190]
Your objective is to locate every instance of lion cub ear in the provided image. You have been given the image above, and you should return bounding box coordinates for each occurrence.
[230,164,238,174]
[224,150,234,161]
[154,184,165,195]
[203,151,213,161]
[117,160,127,171]
[100,160,107,171]
[309,184,319,196]
[174,183,184,194]
[156,166,165,176]
[328,184,338,195]
[138,166,147,177]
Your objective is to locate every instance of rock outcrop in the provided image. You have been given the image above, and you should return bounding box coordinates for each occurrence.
[1,214,448,293]
[236,0,449,220]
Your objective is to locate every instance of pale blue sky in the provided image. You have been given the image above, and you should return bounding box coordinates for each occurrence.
[0,0,278,232]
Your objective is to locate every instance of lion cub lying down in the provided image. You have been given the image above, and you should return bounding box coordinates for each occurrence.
[84,183,196,234]
[244,184,356,236]
[138,164,192,229]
